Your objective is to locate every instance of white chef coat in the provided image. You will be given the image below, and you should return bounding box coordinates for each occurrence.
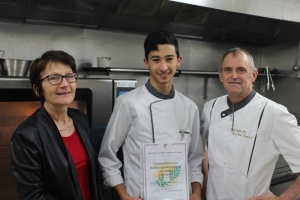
[201,90,300,200]
[99,83,204,198]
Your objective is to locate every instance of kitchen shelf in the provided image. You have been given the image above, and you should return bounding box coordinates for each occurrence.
[83,67,284,100]
[82,67,285,77]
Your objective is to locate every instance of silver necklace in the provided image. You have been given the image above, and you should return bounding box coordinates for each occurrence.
[58,117,72,131]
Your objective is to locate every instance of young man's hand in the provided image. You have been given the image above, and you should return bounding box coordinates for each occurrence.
[114,183,142,200]
[190,193,201,200]
[190,182,201,200]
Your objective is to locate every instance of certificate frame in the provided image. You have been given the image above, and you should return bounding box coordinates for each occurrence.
[142,142,189,200]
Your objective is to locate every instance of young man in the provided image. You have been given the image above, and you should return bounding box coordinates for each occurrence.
[98,30,203,200]
[201,47,300,200]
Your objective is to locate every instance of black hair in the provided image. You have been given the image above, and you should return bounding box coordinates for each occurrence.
[144,30,180,59]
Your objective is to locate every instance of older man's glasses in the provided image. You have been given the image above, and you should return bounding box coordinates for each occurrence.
[40,73,78,85]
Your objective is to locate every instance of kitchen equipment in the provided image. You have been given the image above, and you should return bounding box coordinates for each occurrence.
[0,59,32,76]
[266,66,270,91]
[269,72,276,91]
[113,79,137,103]
[260,71,266,93]
[97,57,111,67]
[293,40,300,71]
[265,66,276,91]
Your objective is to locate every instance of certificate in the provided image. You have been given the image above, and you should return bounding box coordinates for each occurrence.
[142,143,189,200]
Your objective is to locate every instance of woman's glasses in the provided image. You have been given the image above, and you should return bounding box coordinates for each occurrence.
[40,73,78,85]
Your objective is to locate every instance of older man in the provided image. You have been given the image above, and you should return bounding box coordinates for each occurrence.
[201,47,300,200]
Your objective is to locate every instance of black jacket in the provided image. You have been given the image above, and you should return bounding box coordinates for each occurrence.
[10,107,101,200]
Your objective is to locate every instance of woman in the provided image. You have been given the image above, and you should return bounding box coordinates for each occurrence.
[10,50,101,200]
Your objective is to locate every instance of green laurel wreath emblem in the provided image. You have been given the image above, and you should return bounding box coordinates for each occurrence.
[155,166,181,187]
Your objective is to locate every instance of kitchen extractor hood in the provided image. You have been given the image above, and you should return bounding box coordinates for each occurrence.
[170,0,300,24]
[1,0,300,46]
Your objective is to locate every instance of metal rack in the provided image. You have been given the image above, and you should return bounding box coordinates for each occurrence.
[82,67,284,77]
[82,67,284,100]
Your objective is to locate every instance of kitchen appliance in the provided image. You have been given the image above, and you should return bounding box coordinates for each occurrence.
[2,0,300,46]
[0,77,113,200]
[0,59,32,77]
[113,79,137,103]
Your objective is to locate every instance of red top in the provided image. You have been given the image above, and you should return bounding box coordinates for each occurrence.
[62,129,91,200]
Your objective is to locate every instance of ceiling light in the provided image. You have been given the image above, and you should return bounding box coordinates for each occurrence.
[174,34,204,40]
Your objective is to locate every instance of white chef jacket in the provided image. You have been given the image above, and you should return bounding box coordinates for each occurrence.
[99,83,204,198]
[201,90,300,200]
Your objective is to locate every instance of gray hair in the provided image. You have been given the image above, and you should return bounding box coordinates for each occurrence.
[220,47,256,72]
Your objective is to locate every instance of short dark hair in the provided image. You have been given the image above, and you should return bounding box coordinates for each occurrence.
[29,50,77,105]
[144,30,180,59]
[220,47,256,72]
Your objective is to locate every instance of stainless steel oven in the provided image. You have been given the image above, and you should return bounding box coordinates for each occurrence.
[0,77,113,200]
